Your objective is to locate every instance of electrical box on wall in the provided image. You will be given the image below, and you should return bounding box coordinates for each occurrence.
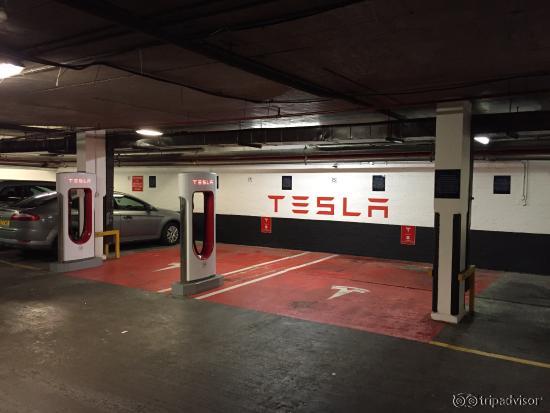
[434,169,461,199]
[282,176,292,190]
[493,175,511,194]
[373,175,386,191]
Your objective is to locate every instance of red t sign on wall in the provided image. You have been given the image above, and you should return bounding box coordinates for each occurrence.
[132,176,144,192]
[400,225,416,245]
[261,217,272,234]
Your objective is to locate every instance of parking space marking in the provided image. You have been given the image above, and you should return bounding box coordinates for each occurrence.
[222,252,311,276]
[195,254,339,300]
[429,340,550,369]
[156,252,311,293]
[0,259,42,271]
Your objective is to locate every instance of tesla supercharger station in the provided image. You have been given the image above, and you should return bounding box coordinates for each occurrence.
[49,172,103,272]
[172,172,224,296]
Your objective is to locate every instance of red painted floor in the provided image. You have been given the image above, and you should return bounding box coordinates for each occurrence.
[67,244,501,343]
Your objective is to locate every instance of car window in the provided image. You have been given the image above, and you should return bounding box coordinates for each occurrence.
[0,186,25,201]
[32,185,55,194]
[114,195,148,211]
[14,193,57,208]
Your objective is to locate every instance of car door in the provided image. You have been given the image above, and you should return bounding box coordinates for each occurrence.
[113,195,162,241]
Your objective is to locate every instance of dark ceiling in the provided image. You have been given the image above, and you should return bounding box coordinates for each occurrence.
[3,0,550,167]
[2,0,550,133]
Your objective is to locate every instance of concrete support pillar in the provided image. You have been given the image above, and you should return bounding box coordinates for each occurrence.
[76,130,106,259]
[431,101,472,324]
[104,135,115,232]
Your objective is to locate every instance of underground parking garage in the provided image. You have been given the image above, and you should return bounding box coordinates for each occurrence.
[1,1,550,412]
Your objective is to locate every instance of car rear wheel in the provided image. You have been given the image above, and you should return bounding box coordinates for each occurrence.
[161,222,180,245]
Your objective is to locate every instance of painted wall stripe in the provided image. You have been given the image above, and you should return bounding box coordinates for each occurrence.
[429,340,550,369]
[451,213,462,315]
[195,254,339,300]
[432,213,440,312]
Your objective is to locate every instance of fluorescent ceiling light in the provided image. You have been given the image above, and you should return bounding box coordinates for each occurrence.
[0,62,24,79]
[136,129,163,137]
[474,136,490,145]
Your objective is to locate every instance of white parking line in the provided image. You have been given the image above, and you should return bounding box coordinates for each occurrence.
[156,252,311,293]
[222,252,311,276]
[195,254,339,300]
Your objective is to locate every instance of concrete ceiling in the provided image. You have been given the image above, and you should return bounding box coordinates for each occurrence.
[1,0,550,134]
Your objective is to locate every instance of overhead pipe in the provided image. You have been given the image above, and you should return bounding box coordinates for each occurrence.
[3,147,550,168]
[0,135,75,154]
[3,111,550,155]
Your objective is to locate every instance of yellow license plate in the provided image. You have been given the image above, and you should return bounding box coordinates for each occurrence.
[0,219,10,228]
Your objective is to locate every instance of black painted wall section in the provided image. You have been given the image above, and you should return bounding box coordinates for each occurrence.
[192,214,550,275]
[211,214,435,262]
[469,230,550,275]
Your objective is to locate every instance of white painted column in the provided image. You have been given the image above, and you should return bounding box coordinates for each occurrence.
[431,102,472,324]
[76,130,106,259]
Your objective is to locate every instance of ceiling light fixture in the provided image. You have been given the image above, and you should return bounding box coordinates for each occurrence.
[136,129,163,137]
[0,62,24,79]
[474,136,490,145]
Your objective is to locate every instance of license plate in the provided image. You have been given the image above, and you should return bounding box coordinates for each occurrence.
[0,219,10,228]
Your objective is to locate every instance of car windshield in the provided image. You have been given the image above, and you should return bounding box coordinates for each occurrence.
[34,185,55,193]
[14,192,57,208]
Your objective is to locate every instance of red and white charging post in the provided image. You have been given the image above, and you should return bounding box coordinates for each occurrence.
[171,172,224,296]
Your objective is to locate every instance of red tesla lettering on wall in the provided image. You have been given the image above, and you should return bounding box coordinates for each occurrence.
[268,195,285,212]
[367,198,389,218]
[317,197,335,215]
[343,197,361,217]
[267,195,390,219]
[292,196,309,214]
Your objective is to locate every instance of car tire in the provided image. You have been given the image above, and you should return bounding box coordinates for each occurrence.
[161,222,180,245]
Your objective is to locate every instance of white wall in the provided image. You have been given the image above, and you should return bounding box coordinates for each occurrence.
[113,161,550,235]
[471,162,550,233]
[4,160,547,234]
[0,166,56,181]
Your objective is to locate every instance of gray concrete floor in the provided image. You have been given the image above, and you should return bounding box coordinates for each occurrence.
[0,247,549,412]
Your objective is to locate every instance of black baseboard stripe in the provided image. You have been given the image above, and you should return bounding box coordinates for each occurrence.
[193,214,550,276]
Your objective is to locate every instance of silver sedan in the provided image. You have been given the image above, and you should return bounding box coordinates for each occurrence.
[0,191,181,250]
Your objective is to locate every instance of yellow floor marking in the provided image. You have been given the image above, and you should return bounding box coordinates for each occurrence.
[0,259,42,271]
[430,340,550,369]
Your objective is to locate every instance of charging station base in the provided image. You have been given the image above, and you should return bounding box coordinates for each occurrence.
[171,275,224,297]
[49,257,103,273]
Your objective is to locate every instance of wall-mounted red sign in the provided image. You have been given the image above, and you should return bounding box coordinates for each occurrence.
[400,225,416,245]
[261,217,272,234]
[132,176,144,192]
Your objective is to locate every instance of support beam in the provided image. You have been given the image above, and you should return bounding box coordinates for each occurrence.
[431,101,472,324]
[104,135,115,233]
[77,130,107,259]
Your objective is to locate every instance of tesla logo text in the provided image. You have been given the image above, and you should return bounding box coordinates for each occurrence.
[192,179,215,186]
[268,195,389,218]
[68,178,92,185]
